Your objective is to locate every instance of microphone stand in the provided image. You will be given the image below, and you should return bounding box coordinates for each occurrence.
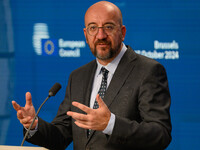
[21,95,51,146]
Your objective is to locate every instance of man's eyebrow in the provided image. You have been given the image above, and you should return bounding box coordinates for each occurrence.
[87,22,97,27]
[104,22,115,26]
[87,22,116,27]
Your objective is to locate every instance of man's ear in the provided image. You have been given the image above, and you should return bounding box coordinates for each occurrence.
[121,25,126,41]
[83,28,89,43]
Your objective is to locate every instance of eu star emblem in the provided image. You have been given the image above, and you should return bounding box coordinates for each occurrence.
[42,39,58,56]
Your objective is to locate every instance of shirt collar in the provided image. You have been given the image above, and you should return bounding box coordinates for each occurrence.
[96,43,127,76]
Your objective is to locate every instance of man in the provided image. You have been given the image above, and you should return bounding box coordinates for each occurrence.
[12,1,172,150]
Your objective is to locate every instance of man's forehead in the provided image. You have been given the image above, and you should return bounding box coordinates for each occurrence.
[85,9,118,26]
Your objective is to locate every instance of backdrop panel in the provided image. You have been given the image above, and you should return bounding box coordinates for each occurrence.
[0,0,200,149]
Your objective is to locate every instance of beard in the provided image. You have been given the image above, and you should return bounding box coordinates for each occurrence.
[89,39,122,61]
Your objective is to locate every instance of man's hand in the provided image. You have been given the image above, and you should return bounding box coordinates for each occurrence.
[67,94,111,131]
[12,92,37,129]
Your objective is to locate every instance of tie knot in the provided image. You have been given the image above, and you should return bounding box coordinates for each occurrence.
[101,67,109,78]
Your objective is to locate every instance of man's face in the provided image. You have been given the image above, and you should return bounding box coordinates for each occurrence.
[84,5,126,62]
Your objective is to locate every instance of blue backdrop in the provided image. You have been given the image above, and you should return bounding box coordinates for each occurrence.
[0,0,200,149]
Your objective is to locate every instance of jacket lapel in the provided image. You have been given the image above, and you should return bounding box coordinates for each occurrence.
[86,46,137,142]
[81,61,97,139]
[83,60,97,107]
[104,46,137,108]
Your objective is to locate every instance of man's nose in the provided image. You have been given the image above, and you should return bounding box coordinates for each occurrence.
[96,28,108,39]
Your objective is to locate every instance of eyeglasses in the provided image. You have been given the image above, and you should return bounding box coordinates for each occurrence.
[86,24,117,36]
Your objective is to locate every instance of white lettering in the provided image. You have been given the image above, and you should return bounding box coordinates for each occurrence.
[59,39,86,49]
[135,50,179,60]
[59,48,80,57]
[165,51,179,59]
[135,50,164,59]
[154,40,179,49]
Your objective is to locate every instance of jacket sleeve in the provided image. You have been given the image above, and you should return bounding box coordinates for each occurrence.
[108,63,172,150]
[25,74,73,150]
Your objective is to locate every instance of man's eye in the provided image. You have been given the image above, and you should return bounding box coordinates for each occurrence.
[89,26,97,31]
[105,25,114,30]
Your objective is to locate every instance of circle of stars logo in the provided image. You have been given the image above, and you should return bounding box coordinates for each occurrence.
[44,40,55,55]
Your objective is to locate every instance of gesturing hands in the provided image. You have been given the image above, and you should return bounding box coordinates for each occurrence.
[12,92,37,129]
[67,94,111,131]
[12,92,111,131]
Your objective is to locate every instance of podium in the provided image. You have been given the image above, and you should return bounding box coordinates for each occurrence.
[0,145,48,150]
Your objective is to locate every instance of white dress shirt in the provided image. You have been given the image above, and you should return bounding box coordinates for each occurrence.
[90,43,127,135]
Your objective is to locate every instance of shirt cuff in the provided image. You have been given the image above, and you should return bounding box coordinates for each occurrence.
[24,117,38,138]
[102,113,115,135]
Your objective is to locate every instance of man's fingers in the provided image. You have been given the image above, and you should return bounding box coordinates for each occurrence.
[12,101,21,111]
[23,119,38,129]
[17,110,24,119]
[74,121,90,129]
[67,111,88,121]
[25,92,33,106]
[20,116,32,124]
[96,94,106,108]
[72,102,91,114]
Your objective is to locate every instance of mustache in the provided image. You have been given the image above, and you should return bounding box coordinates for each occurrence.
[95,39,111,46]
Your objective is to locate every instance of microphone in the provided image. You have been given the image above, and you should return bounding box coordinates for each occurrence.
[21,83,62,146]
[49,83,62,96]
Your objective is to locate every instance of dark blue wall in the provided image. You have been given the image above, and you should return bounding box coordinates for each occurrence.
[0,0,200,149]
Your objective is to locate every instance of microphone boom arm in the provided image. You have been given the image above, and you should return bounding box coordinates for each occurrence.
[21,95,51,146]
[21,82,61,146]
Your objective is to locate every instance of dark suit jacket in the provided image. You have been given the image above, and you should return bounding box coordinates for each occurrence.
[26,46,172,150]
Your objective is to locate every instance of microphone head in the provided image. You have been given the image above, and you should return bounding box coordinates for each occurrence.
[49,83,62,96]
